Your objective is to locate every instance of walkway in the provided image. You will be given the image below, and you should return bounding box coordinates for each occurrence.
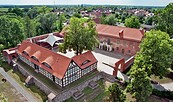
[153,82,173,91]
[0,67,37,102]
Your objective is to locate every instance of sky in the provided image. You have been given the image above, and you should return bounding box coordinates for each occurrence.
[0,0,172,6]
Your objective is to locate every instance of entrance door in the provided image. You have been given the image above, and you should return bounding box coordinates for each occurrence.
[34,64,39,70]
[122,49,124,54]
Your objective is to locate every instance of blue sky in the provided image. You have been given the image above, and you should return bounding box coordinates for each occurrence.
[0,0,172,6]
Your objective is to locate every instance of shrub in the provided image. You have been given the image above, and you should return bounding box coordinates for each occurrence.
[152,89,173,100]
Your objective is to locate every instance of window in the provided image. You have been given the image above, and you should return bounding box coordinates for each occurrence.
[128,50,131,53]
[22,51,29,56]
[42,62,52,69]
[82,60,90,65]
[31,56,39,62]
[116,47,119,51]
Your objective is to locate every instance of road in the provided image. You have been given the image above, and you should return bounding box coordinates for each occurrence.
[0,67,38,102]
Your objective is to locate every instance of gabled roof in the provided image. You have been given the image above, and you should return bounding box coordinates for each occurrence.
[96,24,144,42]
[17,41,71,79]
[17,41,98,79]
[72,51,97,69]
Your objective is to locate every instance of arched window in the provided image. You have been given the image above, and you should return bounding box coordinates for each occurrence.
[22,51,29,56]
[31,56,39,62]
[42,62,52,69]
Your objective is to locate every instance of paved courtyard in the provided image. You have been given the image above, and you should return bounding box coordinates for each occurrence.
[93,48,130,81]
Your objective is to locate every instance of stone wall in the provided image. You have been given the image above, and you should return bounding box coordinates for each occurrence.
[16,62,108,102]
[17,64,54,95]
[53,73,103,102]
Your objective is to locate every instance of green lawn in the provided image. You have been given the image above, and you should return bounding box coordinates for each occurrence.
[83,87,93,95]
[151,75,173,84]
[0,8,8,12]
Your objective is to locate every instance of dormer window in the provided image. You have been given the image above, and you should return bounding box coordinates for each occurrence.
[31,56,39,62]
[82,60,90,66]
[22,51,29,56]
[42,62,52,69]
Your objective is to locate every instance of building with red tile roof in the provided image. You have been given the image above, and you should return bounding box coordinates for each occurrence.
[96,24,145,55]
[16,40,97,87]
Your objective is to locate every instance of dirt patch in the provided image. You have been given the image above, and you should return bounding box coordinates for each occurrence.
[0,74,27,102]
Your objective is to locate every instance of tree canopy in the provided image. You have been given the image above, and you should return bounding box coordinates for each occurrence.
[124,16,140,28]
[101,14,117,25]
[156,3,173,37]
[36,13,58,34]
[0,16,25,48]
[127,68,152,102]
[106,83,126,102]
[59,17,98,55]
[131,30,173,78]
[23,16,36,38]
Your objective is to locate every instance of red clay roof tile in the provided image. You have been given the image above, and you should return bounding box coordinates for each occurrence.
[96,24,144,42]
[72,51,97,69]
[17,40,71,79]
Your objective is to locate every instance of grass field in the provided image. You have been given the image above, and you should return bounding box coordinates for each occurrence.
[0,8,8,12]
[151,75,173,84]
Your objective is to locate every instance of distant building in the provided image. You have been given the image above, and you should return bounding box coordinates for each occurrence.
[96,24,145,56]
[134,10,146,17]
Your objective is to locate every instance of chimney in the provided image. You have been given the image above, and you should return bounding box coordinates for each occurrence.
[119,29,124,38]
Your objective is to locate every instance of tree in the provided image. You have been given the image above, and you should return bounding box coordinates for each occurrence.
[57,14,66,32]
[27,7,39,19]
[73,13,82,18]
[60,17,98,55]
[10,17,25,46]
[124,16,140,28]
[101,14,117,25]
[38,6,52,14]
[0,16,25,47]
[144,17,153,25]
[127,68,152,102]
[132,30,173,78]
[9,8,23,17]
[106,83,126,102]
[36,13,58,34]
[23,16,36,38]
[156,3,173,37]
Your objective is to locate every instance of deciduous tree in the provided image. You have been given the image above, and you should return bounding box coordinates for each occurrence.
[132,30,173,78]
[60,17,98,55]
[156,3,173,37]
[0,16,25,47]
[124,16,140,28]
[36,13,58,34]
[127,68,152,102]
[23,16,36,38]
[107,83,126,102]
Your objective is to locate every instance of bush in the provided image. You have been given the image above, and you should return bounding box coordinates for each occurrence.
[152,89,173,100]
